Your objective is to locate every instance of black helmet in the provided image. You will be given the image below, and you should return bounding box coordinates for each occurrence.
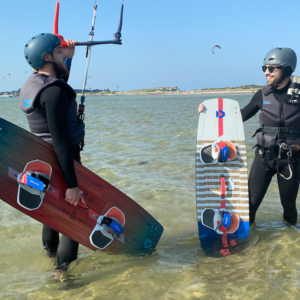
[24,33,62,70]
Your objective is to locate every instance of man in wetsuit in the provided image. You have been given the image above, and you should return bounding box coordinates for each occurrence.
[198,47,300,225]
[19,33,86,273]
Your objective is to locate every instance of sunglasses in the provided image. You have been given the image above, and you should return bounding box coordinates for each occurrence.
[262,66,283,73]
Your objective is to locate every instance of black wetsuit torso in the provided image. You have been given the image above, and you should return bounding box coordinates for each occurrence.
[241,82,290,122]
[242,82,300,225]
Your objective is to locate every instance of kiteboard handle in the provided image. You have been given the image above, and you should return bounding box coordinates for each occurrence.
[78,201,89,209]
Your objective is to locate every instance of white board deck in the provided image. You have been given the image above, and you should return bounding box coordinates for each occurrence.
[196,98,250,228]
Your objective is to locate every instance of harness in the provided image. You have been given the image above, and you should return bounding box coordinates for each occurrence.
[252,127,300,165]
[254,141,300,180]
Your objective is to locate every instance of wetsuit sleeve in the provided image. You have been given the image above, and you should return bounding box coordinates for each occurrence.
[240,90,263,122]
[39,86,78,188]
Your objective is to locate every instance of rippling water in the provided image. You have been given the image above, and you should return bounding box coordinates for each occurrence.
[0,94,299,299]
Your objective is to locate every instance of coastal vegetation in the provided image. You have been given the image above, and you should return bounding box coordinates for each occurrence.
[200,84,263,92]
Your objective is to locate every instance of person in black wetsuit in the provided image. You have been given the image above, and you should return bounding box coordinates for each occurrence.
[198,47,300,225]
[19,33,86,275]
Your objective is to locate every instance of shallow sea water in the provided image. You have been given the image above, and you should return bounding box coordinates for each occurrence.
[1,93,300,299]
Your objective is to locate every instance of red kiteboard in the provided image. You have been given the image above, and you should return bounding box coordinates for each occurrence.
[0,117,163,252]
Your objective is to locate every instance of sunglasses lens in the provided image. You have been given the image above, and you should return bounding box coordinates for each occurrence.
[262,66,276,73]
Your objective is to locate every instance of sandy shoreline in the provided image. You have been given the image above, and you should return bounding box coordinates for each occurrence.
[77,90,257,96]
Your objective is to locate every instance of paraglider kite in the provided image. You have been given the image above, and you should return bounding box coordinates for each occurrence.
[212,45,221,54]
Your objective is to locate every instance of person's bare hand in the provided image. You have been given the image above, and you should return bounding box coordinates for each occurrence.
[65,186,85,206]
[198,103,205,114]
[63,39,77,58]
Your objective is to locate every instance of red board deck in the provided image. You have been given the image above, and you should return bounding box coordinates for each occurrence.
[0,117,163,253]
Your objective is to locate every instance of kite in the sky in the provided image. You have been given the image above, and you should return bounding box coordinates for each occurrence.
[2,77,6,80]
[7,73,11,76]
[25,71,29,74]
[116,86,119,88]
[212,45,221,54]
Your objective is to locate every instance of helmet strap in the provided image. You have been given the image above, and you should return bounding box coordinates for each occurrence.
[274,67,293,88]
[43,61,56,66]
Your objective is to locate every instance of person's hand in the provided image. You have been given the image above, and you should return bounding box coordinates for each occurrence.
[65,186,86,206]
[63,39,77,59]
[198,103,205,114]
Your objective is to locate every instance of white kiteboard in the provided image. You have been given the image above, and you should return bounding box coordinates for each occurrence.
[196,98,249,256]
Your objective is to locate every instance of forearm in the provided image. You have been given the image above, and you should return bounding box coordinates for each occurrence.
[241,104,260,122]
[240,90,262,122]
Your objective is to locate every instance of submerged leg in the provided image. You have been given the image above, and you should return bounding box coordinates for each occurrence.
[248,153,275,224]
[56,235,79,267]
[277,160,299,225]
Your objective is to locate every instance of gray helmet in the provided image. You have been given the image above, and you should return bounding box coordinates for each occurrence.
[24,33,62,70]
[263,47,297,72]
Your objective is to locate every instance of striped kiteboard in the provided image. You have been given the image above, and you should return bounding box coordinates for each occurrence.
[196,98,249,257]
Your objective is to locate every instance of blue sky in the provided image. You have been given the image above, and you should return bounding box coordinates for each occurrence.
[1,0,300,92]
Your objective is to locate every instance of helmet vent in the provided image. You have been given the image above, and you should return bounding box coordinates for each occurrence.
[25,56,28,59]
[278,48,282,50]
[25,44,28,47]
[29,62,32,65]
[32,37,35,40]
[41,33,45,35]
[269,58,274,61]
